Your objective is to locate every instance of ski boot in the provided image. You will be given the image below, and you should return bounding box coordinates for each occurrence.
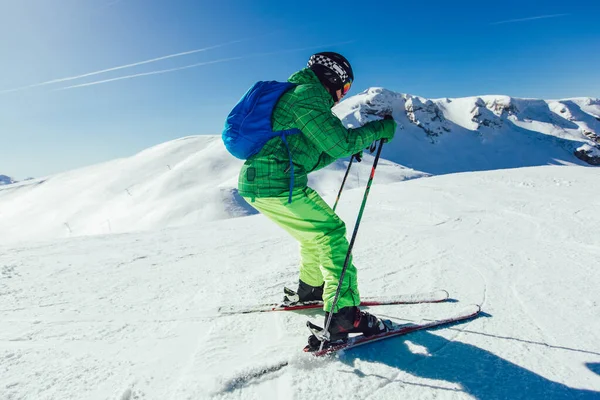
[326,306,392,339]
[283,280,324,304]
[306,306,393,351]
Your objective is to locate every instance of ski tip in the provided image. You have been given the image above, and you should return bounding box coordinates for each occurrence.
[464,303,482,316]
[430,289,450,301]
[446,304,482,321]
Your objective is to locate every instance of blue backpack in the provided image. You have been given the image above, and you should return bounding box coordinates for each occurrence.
[222,81,301,202]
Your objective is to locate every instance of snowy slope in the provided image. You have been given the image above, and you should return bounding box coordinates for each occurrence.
[0,136,420,244]
[1,166,599,400]
[1,90,598,245]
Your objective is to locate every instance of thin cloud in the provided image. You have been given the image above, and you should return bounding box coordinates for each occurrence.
[490,13,570,25]
[0,39,247,94]
[55,40,356,90]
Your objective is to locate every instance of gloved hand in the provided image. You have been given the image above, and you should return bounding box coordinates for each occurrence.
[378,115,396,142]
[353,151,363,162]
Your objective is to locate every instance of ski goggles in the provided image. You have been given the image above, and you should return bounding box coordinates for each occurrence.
[342,78,353,96]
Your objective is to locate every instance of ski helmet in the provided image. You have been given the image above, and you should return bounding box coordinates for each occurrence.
[307,52,354,96]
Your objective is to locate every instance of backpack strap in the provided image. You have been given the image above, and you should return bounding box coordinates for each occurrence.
[279,129,302,203]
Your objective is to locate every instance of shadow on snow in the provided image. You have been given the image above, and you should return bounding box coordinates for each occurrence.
[338,319,599,400]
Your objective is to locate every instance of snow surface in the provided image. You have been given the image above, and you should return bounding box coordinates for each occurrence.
[0,137,421,244]
[1,166,599,399]
[1,88,600,399]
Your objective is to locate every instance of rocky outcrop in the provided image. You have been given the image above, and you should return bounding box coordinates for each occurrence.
[405,97,451,136]
[574,145,600,165]
[0,175,15,185]
[484,97,519,118]
[471,98,503,129]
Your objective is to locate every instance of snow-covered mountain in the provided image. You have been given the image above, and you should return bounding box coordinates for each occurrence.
[335,90,600,172]
[0,90,598,244]
[2,166,599,399]
[0,174,16,185]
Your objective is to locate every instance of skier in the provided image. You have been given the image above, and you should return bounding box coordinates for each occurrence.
[236,52,397,342]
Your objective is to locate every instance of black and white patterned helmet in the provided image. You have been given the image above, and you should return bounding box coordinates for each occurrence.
[307,52,353,88]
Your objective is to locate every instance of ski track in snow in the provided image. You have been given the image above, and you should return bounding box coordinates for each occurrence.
[360,242,490,400]
[1,166,600,399]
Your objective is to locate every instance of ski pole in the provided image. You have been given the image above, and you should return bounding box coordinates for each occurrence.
[332,155,355,212]
[320,139,386,351]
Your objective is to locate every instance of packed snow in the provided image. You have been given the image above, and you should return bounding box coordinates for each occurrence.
[1,166,599,399]
[1,89,599,399]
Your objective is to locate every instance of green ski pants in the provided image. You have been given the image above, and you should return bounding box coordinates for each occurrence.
[244,187,360,312]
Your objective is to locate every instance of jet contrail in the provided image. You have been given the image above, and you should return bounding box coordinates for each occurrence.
[55,40,356,90]
[490,13,570,25]
[56,57,243,90]
[0,39,247,94]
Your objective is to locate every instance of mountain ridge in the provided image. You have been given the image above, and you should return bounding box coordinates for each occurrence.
[0,89,597,243]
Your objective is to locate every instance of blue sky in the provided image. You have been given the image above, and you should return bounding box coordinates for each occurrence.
[1,0,598,179]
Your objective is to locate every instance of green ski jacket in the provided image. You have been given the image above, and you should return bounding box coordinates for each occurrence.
[238,68,396,199]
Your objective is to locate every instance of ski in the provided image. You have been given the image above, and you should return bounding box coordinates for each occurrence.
[218,289,449,315]
[303,304,481,356]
